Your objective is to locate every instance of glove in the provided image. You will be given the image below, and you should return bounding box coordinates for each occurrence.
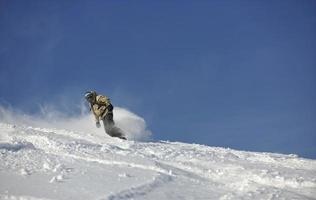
[96,121,101,128]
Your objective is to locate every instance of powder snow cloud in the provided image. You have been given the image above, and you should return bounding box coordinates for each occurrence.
[0,104,151,141]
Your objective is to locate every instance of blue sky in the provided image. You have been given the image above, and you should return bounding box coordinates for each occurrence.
[0,1,315,158]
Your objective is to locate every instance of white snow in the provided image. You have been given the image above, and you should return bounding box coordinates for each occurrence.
[0,122,315,200]
[0,106,315,199]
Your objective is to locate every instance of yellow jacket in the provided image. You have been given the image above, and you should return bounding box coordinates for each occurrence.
[90,95,112,122]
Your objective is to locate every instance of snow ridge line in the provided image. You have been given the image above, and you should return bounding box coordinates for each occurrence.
[0,141,35,152]
[106,173,173,200]
[158,159,316,191]
[15,129,171,175]
[59,153,169,175]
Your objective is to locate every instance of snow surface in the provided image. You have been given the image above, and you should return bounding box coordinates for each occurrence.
[0,123,315,200]
[0,106,316,200]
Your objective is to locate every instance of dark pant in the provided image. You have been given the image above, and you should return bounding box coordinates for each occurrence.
[102,113,125,138]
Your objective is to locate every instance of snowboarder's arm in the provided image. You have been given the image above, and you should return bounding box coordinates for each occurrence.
[91,104,101,123]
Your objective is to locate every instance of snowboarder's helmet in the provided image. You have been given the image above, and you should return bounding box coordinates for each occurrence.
[84,91,96,102]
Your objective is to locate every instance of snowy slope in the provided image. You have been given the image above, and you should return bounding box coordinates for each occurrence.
[0,122,315,200]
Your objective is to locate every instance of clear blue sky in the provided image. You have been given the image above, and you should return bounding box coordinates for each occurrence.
[1,1,315,158]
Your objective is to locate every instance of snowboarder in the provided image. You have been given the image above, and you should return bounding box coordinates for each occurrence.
[84,91,126,140]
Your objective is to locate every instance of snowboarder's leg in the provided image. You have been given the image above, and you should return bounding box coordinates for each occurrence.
[102,114,126,139]
[102,113,114,133]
